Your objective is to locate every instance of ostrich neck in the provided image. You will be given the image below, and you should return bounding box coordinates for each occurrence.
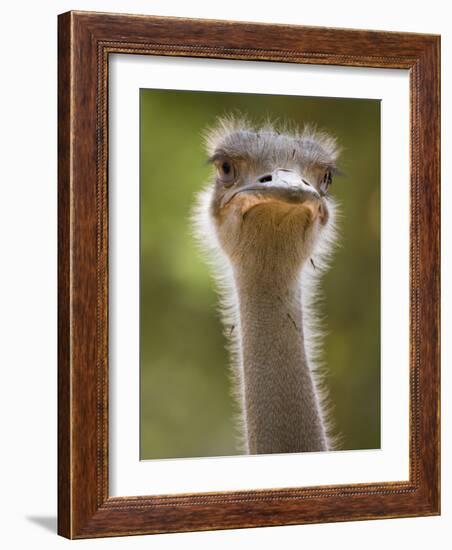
[235,268,327,454]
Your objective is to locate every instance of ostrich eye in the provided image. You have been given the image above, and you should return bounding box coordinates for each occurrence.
[216,159,237,187]
[320,170,333,195]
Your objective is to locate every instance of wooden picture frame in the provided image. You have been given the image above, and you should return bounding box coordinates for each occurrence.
[58,10,440,539]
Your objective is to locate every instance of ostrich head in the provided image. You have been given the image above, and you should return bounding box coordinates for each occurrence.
[200,117,340,283]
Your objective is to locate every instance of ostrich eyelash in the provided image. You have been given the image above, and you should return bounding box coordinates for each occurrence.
[207,153,223,164]
[323,171,333,185]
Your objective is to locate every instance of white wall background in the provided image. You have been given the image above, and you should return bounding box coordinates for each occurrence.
[0,1,449,548]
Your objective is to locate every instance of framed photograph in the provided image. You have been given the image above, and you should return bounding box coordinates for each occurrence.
[58,11,440,538]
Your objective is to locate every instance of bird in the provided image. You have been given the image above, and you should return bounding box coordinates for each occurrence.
[192,116,340,455]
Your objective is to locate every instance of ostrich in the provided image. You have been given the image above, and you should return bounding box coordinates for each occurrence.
[193,117,340,455]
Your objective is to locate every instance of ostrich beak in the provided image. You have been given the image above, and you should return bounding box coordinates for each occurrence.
[222,168,321,208]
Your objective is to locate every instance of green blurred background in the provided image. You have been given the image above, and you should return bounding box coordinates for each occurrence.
[140,89,380,459]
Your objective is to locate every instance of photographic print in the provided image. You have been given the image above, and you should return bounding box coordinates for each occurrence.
[58,12,439,537]
[140,89,380,460]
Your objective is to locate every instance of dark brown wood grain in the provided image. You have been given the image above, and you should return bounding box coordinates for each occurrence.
[57,10,71,539]
[58,10,440,539]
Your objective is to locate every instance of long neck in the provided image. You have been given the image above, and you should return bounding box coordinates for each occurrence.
[234,269,327,454]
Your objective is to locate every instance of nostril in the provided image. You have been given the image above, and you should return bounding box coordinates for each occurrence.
[302,179,311,187]
[258,174,273,183]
